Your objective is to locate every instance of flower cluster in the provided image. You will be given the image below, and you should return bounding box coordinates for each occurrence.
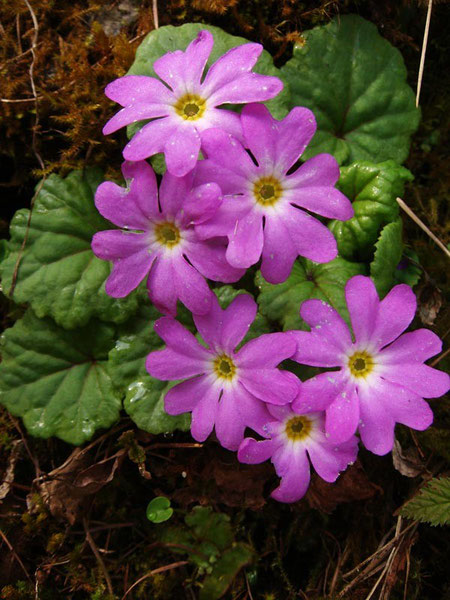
[94,30,449,503]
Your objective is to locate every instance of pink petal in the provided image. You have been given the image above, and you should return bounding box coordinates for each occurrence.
[240,103,277,169]
[215,389,247,450]
[293,371,345,413]
[164,375,210,415]
[238,438,274,464]
[103,103,171,135]
[282,206,338,263]
[371,283,417,349]
[379,363,450,398]
[164,125,201,177]
[104,75,173,106]
[173,255,213,315]
[208,73,282,106]
[271,447,311,503]
[123,118,178,161]
[202,43,262,95]
[121,161,160,219]
[226,210,264,269]
[183,30,214,86]
[194,197,252,240]
[199,107,243,141]
[358,385,396,455]
[273,106,317,172]
[191,385,221,442]
[289,186,353,220]
[288,330,343,367]
[146,256,177,316]
[200,128,256,180]
[233,383,273,436]
[300,299,352,353]
[185,238,245,284]
[146,348,207,380]
[105,249,155,297]
[92,230,149,261]
[236,332,297,368]
[307,436,358,483]
[325,382,360,444]
[240,369,299,405]
[285,153,340,188]
[260,215,297,284]
[158,169,193,218]
[153,49,186,94]
[370,377,433,431]
[153,317,209,358]
[182,182,222,225]
[379,329,443,364]
[345,275,379,345]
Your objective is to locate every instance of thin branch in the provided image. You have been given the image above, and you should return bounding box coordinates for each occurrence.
[152,0,159,29]
[0,528,32,582]
[121,561,188,599]
[83,518,114,596]
[416,0,433,107]
[430,347,450,367]
[396,197,450,258]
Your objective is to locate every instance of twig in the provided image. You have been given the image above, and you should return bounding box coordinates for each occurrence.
[0,528,32,582]
[396,197,450,258]
[121,561,188,599]
[416,0,433,107]
[83,518,114,596]
[152,0,159,29]
[430,347,450,367]
[245,571,254,600]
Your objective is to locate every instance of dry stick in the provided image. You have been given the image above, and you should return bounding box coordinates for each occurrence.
[396,198,450,259]
[0,528,32,582]
[430,347,450,367]
[364,517,403,600]
[121,561,188,599]
[152,0,159,29]
[416,0,433,107]
[83,518,114,596]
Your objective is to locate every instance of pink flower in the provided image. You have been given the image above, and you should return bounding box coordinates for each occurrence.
[238,404,358,503]
[103,30,283,177]
[91,160,243,316]
[289,276,450,455]
[146,293,300,450]
[193,103,353,283]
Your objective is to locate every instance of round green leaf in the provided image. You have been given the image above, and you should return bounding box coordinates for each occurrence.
[0,311,120,445]
[280,15,420,164]
[1,169,141,329]
[146,497,173,523]
[126,22,289,143]
[256,257,365,331]
[330,161,413,261]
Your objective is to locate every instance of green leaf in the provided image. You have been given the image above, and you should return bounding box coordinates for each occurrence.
[199,544,253,600]
[329,161,412,261]
[256,257,365,331]
[394,249,422,288]
[185,506,234,553]
[280,15,420,164]
[370,219,403,297]
[146,497,173,523]
[0,311,120,445]
[108,304,190,434]
[400,477,450,526]
[126,22,289,142]
[1,169,141,329]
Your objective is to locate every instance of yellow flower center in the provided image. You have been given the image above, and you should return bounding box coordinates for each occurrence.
[253,176,283,207]
[154,222,181,248]
[174,93,207,121]
[285,416,312,441]
[348,351,374,378]
[213,354,236,381]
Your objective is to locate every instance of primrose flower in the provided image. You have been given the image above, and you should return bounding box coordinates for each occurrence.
[92,160,244,316]
[238,404,358,503]
[193,103,353,283]
[289,275,450,455]
[103,30,283,177]
[146,293,300,450]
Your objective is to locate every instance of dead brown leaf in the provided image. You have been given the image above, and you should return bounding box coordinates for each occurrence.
[30,448,126,524]
[306,460,382,513]
[0,440,22,502]
[418,282,442,325]
[392,439,426,478]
